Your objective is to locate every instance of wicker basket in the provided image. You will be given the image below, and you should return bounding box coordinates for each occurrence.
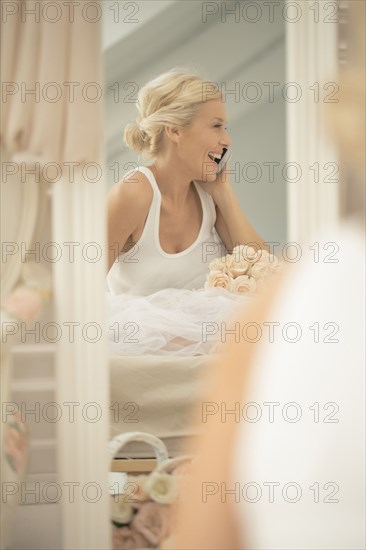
[108,431,193,550]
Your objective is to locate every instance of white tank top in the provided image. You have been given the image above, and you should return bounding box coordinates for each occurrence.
[106,166,227,295]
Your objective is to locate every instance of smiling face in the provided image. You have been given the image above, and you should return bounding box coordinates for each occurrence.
[175,100,232,181]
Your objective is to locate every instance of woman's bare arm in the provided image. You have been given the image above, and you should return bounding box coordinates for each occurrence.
[213,186,270,253]
[106,172,152,272]
[197,165,269,253]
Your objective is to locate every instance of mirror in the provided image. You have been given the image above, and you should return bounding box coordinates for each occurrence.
[101,0,345,479]
[102,0,287,464]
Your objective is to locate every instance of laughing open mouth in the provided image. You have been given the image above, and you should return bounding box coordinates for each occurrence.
[208,148,228,164]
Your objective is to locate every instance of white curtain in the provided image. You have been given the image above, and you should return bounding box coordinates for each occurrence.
[1,0,103,166]
[1,3,110,549]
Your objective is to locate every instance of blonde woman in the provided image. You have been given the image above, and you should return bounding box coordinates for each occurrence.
[106,69,268,356]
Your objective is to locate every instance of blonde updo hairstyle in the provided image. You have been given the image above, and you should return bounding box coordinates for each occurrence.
[123,68,223,159]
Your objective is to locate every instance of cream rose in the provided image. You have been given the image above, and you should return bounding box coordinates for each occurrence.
[111,495,134,525]
[231,275,257,295]
[232,245,262,263]
[224,254,250,278]
[205,271,232,291]
[249,259,273,279]
[257,248,269,260]
[145,472,178,505]
[208,256,226,272]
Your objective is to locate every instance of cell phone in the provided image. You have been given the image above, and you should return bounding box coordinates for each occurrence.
[216,147,232,174]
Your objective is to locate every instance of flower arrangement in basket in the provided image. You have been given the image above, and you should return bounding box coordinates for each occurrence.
[205,244,281,295]
[108,432,193,550]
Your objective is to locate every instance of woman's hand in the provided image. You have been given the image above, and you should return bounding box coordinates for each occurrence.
[195,162,232,205]
[196,163,270,253]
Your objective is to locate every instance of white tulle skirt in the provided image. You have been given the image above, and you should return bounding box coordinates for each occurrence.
[106,287,254,356]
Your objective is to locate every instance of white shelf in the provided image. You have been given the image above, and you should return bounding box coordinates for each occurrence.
[11,378,55,392]
[12,344,56,355]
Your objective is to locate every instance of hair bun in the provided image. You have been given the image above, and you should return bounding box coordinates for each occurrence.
[123,122,149,153]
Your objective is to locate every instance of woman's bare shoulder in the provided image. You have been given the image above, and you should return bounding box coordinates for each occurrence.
[111,169,153,207]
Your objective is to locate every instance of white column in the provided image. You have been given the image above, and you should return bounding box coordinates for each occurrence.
[51,170,111,549]
[286,1,340,245]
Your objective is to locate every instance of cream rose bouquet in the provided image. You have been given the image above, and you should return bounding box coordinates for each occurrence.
[111,463,192,550]
[205,244,281,295]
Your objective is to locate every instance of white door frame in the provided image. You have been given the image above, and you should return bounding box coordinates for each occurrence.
[286,0,340,245]
[52,171,111,550]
